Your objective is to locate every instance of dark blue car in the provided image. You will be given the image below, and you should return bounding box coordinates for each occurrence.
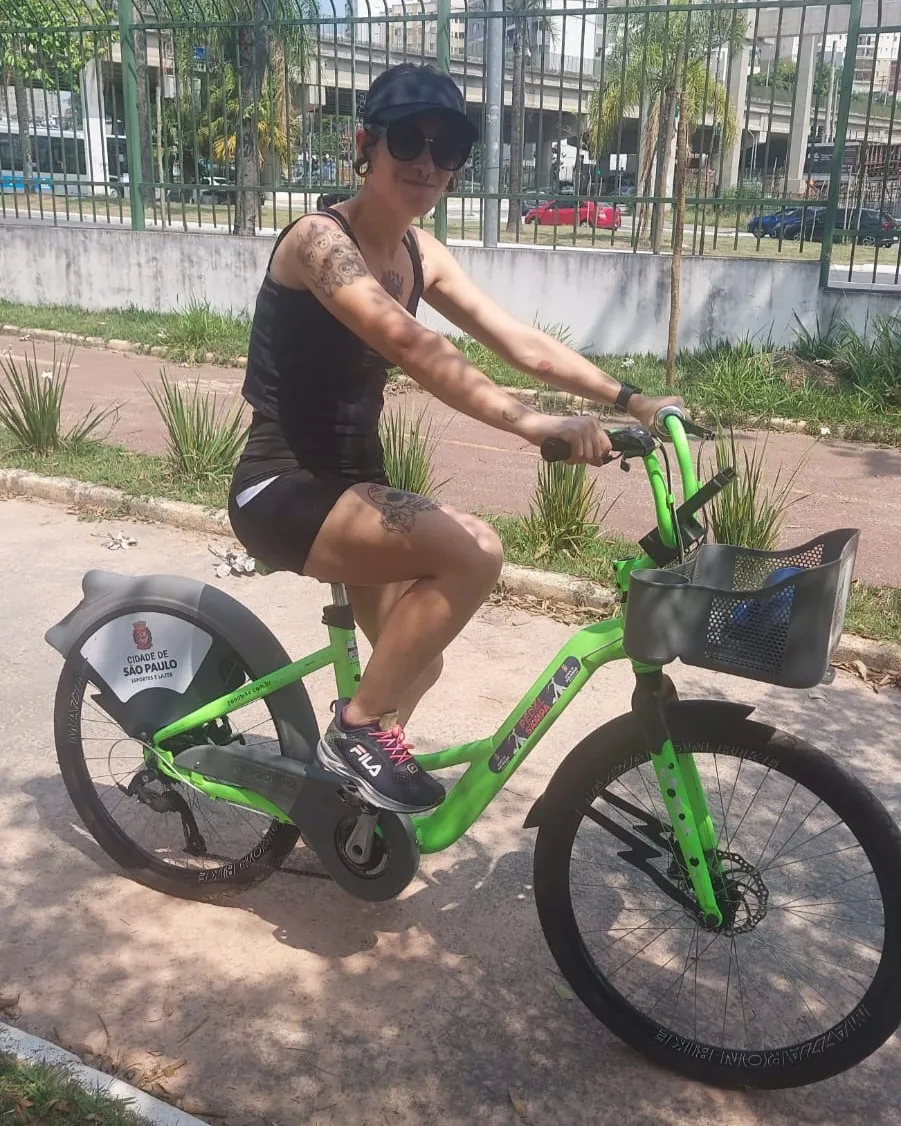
[747,207,809,238]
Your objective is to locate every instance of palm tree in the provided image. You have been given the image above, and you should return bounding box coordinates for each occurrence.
[197,68,291,170]
[589,9,742,250]
[504,0,554,234]
[162,0,313,233]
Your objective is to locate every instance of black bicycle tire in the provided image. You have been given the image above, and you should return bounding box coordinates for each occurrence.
[54,656,301,902]
[533,705,901,1089]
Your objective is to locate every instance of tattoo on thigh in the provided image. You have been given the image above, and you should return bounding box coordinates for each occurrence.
[367,484,439,534]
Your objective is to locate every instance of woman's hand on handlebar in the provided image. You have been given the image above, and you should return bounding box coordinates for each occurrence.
[627,393,686,433]
[521,413,613,466]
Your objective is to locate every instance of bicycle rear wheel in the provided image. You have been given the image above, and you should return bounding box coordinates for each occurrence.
[533,703,901,1089]
[54,642,301,901]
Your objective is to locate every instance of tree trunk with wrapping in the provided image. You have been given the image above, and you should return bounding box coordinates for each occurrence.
[665,44,687,387]
[13,68,34,194]
[234,3,269,235]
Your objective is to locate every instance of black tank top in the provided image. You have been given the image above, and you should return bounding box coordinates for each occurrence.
[236,208,424,486]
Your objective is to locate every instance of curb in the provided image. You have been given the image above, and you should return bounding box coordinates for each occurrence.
[0,468,231,537]
[3,466,899,675]
[1,323,883,440]
[1,323,247,368]
[0,1022,209,1126]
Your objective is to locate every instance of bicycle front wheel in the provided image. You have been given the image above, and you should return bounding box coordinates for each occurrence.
[533,704,901,1089]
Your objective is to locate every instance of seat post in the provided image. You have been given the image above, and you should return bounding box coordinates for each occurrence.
[330,583,350,607]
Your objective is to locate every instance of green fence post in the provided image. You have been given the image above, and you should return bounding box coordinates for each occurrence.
[818,0,861,288]
[433,0,451,244]
[117,0,145,231]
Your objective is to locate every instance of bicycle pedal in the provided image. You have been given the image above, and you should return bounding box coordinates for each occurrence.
[336,782,377,812]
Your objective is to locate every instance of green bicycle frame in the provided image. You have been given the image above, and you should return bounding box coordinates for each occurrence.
[150,416,724,924]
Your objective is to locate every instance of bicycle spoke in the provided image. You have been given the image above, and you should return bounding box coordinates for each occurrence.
[763,840,864,874]
[71,668,283,875]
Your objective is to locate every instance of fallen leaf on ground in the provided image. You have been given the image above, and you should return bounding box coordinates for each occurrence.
[44,1099,73,1114]
[0,992,20,1010]
[554,982,574,1000]
[508,1088,529,1120]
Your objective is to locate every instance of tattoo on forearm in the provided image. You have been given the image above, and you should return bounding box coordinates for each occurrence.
[295,221,369,297]
[381,269,405,302]
[367,484,440,534]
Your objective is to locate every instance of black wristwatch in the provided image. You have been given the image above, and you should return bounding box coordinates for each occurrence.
[614,381,642,413]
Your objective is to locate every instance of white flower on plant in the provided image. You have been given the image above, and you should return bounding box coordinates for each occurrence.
[40,370,53,380]
[621,357,635,368]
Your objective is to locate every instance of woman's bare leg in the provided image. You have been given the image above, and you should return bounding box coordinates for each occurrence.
[347,580,443,726]
[304,483,502,725]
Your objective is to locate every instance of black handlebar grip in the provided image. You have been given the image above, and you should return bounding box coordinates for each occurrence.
[540,436,572,462]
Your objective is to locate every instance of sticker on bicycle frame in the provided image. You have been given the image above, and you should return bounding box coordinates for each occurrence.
[80,613,213,703]
[489,656,581,774]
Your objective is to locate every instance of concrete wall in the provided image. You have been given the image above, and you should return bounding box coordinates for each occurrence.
[1,222,898,356]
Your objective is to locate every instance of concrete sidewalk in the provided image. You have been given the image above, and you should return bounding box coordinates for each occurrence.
[2,495,901,1126]
[3,331,900,586]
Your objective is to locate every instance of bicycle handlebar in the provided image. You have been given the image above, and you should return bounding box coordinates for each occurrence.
[538,406,712,465]
[539,427,656,463]
[539,407,721,559]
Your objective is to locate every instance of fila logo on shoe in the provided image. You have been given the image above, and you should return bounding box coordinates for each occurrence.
[350,744,382,777]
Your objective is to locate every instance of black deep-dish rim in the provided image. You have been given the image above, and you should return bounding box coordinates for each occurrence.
[54,648,301,901]
[533,710,901,1089]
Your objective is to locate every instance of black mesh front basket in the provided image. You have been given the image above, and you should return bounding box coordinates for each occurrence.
[623,529,859,689]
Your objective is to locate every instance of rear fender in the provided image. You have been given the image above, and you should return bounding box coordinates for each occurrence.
[47,570,319,761]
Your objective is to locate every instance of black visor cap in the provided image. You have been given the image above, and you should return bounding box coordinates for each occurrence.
[362,68,478,142]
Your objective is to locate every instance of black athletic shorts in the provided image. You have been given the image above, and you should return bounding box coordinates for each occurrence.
[228,467,388,574]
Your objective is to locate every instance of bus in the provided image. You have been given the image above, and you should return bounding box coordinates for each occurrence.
[0,123,96,196]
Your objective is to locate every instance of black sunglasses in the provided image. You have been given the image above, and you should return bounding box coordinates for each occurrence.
[371,120,473,172]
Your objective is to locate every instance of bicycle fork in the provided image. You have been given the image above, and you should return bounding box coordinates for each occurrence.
[631,670,724,928]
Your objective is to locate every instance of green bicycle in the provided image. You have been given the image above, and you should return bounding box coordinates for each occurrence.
[46,407,901,1090]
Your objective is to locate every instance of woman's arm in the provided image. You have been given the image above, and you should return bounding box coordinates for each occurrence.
[281,216,613,464]
[418,228,682,429]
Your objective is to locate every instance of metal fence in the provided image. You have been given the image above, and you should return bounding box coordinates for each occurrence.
[1,0,901,288]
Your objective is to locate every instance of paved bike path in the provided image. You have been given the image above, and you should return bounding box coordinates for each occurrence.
[3,331,900,586]
[2,497,900,1126]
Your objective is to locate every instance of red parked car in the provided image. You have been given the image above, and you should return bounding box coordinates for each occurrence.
[523,198,622,229]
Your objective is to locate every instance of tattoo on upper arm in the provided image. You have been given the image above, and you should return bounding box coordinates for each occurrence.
[537,359,555,375]
[381,270,405,301]
[502,407,523,424]
[367,484,440,534]
[295,221,369,297]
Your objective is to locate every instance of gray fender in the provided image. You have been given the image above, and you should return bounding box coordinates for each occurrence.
[46,570,319,761]
[522,699,756,829]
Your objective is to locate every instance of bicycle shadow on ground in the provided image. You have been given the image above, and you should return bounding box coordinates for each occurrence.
[12,736,901,1126]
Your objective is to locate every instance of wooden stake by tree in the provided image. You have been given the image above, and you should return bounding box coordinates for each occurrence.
[665,43,688,388]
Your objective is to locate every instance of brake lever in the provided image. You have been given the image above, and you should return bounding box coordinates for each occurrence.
[683,418,716,441]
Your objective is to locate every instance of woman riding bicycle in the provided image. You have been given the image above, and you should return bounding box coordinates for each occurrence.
[229,63,682,814]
